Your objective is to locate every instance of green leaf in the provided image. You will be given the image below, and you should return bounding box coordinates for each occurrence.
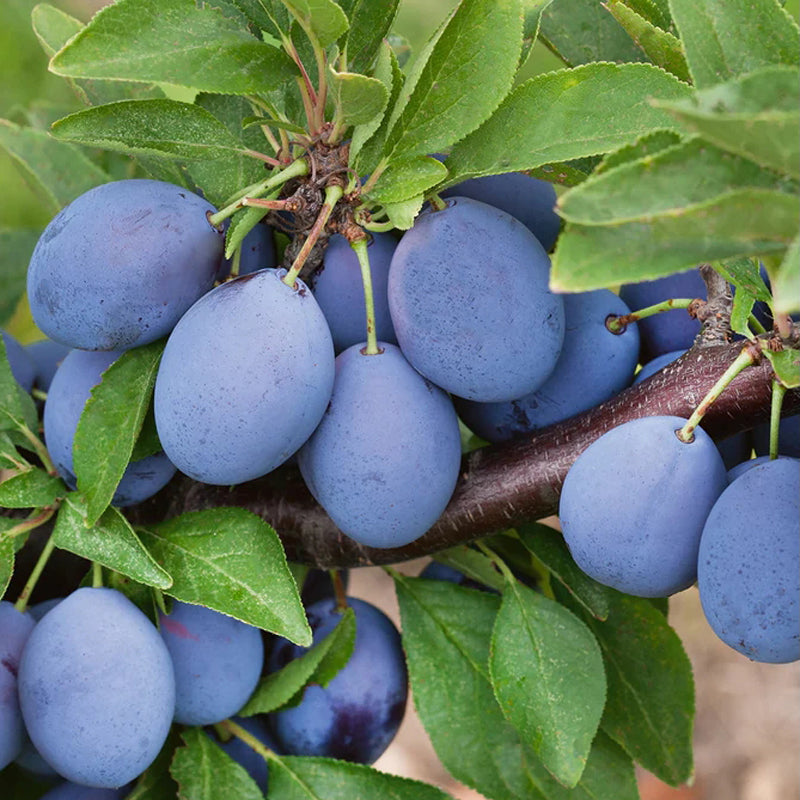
[516,524,611,620]
[539,0,649,65]
[242,116,307,135]
[0,229,38,325]
[50,0,297,95]
[340,0,400,75]
[490,580,606,787]
[605,0,690,82]
[429,545,506,594]
[51,99,251,161]
[595,129,683,175]
[170,728,263,800]
[140,508,311,645]
[444,63,693,187]
[773,234,800,315]
[73,341,165,527]
[561,586,695,786]
[329,70,389,127]
[0,468,64,509]
[267,755,456,800]
[280,0,349,47]
[381,196,424,231]
[0,536,13,598]
[241,606,356,715]
[0,119,110,214]
[557,138,794,226]
[0,338,32,435]
[551,188,799,292]
[712,257,771,303]
[225,206,271,260]
[654,66,800,180]
[384,0,523,161]
[349,41,395,167]
[53,494,173,589]
[620,0,675,32]
[520,1,556,67]
[764,348,800,389]
[366,156,447,204]
[668,0,799,89]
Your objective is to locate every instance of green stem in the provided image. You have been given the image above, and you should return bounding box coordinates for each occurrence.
[230,245,242,280]
[221,718,275,761]
[606,298,696,334]
[360,159,388,196]
[208,159,309,228]
[427,193,447,212]
[1,505,56,542]
[14,529,56,613]
[282,184,344,288]
[769,380,787,460]
[350,236,380,355]
[92,561,103,588]
[360,219,396,233]
[677,345,759,443]
[748,314,767,336]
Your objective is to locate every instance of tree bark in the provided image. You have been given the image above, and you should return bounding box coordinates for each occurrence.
[131,340,799,568]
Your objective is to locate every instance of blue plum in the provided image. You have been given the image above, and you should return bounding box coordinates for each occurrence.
[632,349,686,384]
[441,172,561,251]
[268,597,407,764]
[698,458,800,663]
[209,715,280,793]
[310,232,397,353]
[619,269,706,361]
[727,454,796,483]
[388,197,565,403]
[2,330,36,393]
[38,781,127,800]
[24,338,70,391]
[298,343,462,548]
[753,414,800,458]
[27,179,223,351]
[158,601,263,725]
[559,415,728,597]
[44,349,176,506]
[17,587,175,788]
[0,601,35,770]
[154,268,335,485]
[419,561,492,592]
[455,290,639,442]
[218,222,277,281]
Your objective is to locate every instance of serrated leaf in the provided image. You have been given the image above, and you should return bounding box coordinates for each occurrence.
[53,494,173,589]
[605,0,690,82]
[595,129,682,175]
[329,70,388,127]
[516,524,610,620]
[382,195,423,230]
[139,508,311,645]
[366,156,447,204]
[558,585,695,786]
[267,755,456,800]
[712,257,771,303]
[50,0,297,95]
[0,537,13,598]
[764,348,800,389]
[539,0,649,65]
[171,728,263,800]
[557,137,794,226]
[240,606,355,715]
[773,234,800,315]
[490,580,606,787]
[0,229,38,326]
[340,0,399,75]
[444,63,693,187]
[551,188,799,292]
[0,119,110,214]
[384,0,523,161]
[654,66,800,180]
[0,468,64,509]
[281,0,349,47]
[621,0,675,32]
[225,205,271,260]
[430,545,506,593]
[51,99,251,161]
[349,41,395,167]
[73,341,165,527]
[520,1,555,67]
[668,0,799,89]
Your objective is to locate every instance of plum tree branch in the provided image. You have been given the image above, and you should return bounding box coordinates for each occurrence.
[131,339,799,568]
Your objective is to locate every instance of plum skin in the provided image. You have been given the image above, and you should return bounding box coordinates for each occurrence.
[268,597,408,764]
[17,587,176,788]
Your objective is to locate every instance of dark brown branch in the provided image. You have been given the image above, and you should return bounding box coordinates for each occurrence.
[130,340,799,568]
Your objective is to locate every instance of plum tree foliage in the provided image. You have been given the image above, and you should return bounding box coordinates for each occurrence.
[0,0,798,797]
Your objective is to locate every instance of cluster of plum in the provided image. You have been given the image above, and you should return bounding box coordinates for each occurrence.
[1,568,407,795]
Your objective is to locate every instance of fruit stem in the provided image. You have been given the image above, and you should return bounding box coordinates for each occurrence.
[677,344,760,443]
[208,159,310,228]
[14,527,56,613]
[282,184,344,288]
[427,193,446,212]
[331,569,349,613]
[769,379,787,460]
[349,235,381,355]
[606,298,696,334]
[221,718,275,761]
[92,561,103,588]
